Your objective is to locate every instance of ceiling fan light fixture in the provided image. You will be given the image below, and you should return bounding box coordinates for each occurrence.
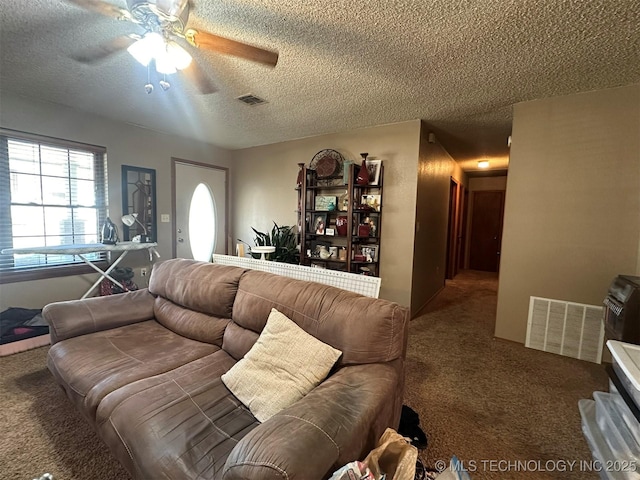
[156,52,177,74]
[166,41,192,70]
[127,32,164,66]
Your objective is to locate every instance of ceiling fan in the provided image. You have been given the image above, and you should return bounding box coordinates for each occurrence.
[66,0,279,94]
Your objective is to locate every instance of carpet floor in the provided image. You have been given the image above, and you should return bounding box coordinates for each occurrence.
[0,270,608,479]
[0,347,129,479]
[404,270,608,479]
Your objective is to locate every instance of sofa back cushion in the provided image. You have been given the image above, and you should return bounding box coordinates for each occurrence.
[149,260,244,345]
[154,297,230,346]
[226,270,408,365]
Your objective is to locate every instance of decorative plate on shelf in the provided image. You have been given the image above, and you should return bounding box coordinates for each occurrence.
[309,149,344,178]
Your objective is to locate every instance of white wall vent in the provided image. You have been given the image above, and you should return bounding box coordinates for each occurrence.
[526,296,604,364]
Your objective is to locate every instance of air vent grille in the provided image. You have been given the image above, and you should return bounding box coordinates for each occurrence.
[237,94,267,106]
[526,296,604,363]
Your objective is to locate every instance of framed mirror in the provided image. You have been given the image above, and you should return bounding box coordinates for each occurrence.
[121,165,157,242]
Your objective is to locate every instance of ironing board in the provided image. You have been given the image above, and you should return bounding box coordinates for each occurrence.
[1,242,160,299]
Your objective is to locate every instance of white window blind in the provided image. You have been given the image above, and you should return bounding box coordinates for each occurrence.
[0,129,107,277]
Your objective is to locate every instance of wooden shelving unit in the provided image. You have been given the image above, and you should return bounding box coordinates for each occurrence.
[297,162,383,276]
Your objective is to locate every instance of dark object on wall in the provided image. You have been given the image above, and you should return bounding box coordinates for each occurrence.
[122,165,157,242]
[398,405,428,449]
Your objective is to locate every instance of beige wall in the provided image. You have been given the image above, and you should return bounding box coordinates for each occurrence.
[231,120,421,307]
[496,84,640,343]
[0,92,232,310]
[411,125,466,314]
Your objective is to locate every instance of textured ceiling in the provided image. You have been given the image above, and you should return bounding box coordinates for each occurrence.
[1,0,639,172]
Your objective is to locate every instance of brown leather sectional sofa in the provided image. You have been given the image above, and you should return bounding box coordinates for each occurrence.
[44,258,409,479]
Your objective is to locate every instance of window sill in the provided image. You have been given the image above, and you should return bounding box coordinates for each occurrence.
[0,262,108,284]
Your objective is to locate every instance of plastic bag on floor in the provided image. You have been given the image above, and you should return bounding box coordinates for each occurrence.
[364,428,418,480]
[434,456,472,480]
[329,461,375,480]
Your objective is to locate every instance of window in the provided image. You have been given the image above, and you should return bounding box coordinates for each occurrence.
[0,129,107,283]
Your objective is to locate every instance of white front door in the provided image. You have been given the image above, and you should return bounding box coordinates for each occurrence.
[173,159,228,260]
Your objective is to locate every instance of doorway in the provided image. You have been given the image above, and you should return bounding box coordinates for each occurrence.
[468,190,504,272]
[172,158,228,260]
[446,178,463,279]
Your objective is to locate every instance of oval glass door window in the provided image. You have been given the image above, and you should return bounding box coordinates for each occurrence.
[188,183,216,261]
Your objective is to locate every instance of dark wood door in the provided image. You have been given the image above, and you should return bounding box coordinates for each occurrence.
[458,186,468,270]
[446,178,460,279]
[469,190,504,272]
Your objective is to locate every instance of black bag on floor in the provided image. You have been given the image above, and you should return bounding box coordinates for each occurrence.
[399,405,428,449]
[99,267,138,295]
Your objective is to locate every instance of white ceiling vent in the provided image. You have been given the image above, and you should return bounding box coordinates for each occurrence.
[237,94,267,106]
[526,296,604,364]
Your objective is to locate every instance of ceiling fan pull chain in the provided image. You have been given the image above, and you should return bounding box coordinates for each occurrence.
[144,63,153,94]
[160,74,170,91]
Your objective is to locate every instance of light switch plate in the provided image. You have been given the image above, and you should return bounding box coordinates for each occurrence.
[161,214,170,222]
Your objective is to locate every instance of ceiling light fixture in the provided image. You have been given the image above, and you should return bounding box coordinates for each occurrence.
[478,160,490,169]
[127,32,192,92]
[127,32,164,66]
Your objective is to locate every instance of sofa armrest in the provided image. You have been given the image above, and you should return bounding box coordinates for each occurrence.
[43,289,156,344]
[223,361,401,480]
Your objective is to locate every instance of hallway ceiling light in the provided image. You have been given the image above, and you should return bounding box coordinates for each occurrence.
[478,160,490,169]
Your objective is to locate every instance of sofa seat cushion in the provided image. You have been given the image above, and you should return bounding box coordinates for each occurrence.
[47,319,218,423]
[96,349,259,480]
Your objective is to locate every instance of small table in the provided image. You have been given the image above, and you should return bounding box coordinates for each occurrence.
[1,242,160,299]
[250,246,276,260]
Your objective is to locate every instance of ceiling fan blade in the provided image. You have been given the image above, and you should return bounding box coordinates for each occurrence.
[182,59,217,94]
[71,35,138,64]
[186,29,278,67]
[65,0,132,21]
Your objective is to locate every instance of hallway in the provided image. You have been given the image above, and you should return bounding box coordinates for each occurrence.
[405,270,608,479]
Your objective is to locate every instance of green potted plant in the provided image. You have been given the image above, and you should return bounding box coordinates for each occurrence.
[239,222,299,264]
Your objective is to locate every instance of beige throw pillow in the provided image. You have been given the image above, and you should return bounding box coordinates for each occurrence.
[221,308,342,422]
